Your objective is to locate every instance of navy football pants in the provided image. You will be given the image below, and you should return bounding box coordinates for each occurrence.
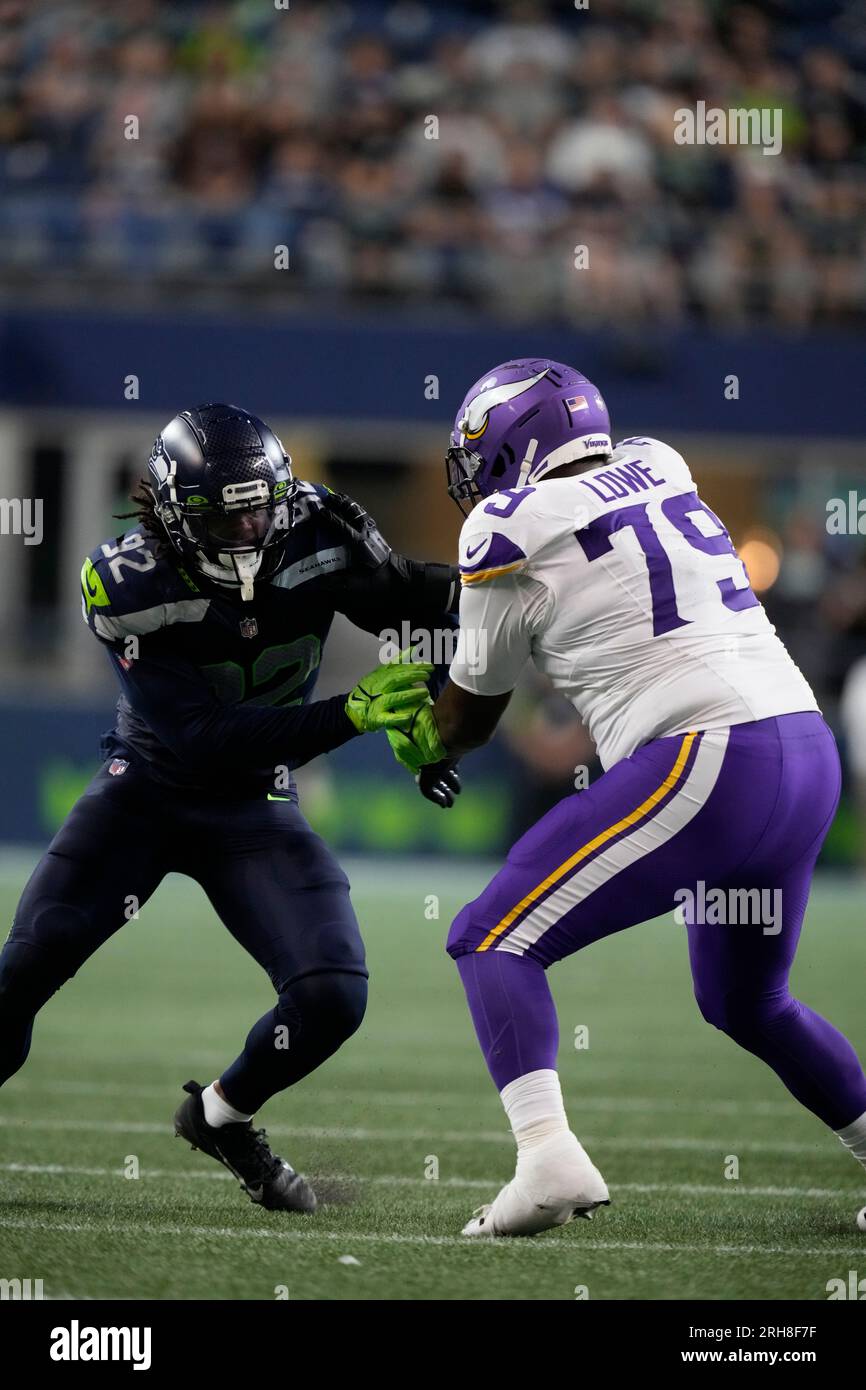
[0,760,368,1112]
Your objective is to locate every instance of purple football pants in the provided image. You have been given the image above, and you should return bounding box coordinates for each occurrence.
[448,713,866,1130]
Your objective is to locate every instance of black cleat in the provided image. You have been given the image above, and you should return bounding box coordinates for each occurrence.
[173,1080,317,1213]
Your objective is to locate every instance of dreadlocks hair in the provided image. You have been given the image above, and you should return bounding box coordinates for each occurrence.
[115,478,172,556]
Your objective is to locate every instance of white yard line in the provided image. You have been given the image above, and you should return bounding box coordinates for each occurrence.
[0,1113,837,1153]
[0,1161,859,1202]
[0,1213,862,1258]
[5,1077,799,1118]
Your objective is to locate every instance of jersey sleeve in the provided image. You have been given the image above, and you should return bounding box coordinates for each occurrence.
[456,490,536,589]
[80,531,206,648]
[449,569,552,697]
[449,491,553,694]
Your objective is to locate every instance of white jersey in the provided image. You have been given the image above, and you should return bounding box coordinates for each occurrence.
[449,437,818,770]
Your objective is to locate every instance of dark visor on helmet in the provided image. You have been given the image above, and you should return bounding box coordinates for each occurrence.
[445,445,486,517]
[199,508,274,547]
[180,499,288,556]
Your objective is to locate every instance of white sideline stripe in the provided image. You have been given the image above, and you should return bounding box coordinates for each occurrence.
[0,1115,837,1153]
[0,1214,862,1258]
[6,1078,801,1117]
[0,1162,859,1202]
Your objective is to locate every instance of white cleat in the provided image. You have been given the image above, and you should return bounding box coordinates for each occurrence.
[462,1131,610,1238]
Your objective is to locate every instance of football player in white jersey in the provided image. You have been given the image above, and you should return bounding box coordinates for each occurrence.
[387,358,866,1237]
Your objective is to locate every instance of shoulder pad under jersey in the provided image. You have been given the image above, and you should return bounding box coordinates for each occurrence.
[566,438,696,528]
[610,437,694,489]
[458,487,557,587]
[81,526,209,644]
[270,481,355,593]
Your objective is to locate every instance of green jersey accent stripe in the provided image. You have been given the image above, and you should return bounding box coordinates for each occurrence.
[81,558,110,613]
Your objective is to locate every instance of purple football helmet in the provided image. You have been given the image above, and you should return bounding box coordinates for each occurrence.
[446,358,612,514]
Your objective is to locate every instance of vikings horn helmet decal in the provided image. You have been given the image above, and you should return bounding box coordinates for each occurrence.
[457,368,550,440]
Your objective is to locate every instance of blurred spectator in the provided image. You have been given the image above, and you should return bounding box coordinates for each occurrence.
[500,671,599,841]
[0,0,863,328]
[546,94,655,196]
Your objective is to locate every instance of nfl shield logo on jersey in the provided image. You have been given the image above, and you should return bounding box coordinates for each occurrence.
[108,759,129,776]
[239,616,258,639]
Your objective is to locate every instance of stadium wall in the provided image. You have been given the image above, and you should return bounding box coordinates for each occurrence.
[1,307,865,436]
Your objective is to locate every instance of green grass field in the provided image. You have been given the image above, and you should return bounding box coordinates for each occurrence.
[0,854,863,1301]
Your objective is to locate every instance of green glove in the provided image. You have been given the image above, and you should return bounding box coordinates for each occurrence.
[345,660,434,734]
[386,703,447,774]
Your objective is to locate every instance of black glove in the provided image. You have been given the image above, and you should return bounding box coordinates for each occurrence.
[320,489,391,569]
[417,759,461,808]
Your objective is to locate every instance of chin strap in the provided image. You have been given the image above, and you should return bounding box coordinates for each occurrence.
[231,553,260,602]
[517,437,539,487]
[195,549,262,601]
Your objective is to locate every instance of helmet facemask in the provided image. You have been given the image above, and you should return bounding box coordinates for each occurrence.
[160,478,294,601]
[445,445,487,518]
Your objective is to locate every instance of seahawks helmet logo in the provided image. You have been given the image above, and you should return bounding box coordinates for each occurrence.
[458,369,549,441]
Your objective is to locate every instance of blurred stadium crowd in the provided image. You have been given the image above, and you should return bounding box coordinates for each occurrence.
[1,0,865,327]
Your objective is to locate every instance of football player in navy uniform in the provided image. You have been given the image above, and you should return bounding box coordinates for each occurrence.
[0,403,458,1213]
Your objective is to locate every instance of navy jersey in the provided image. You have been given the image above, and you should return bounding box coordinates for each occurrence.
[81,482,457,796]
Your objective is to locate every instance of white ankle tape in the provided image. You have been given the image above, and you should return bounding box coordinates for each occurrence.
[836,1108,866,1166]
[501,1069,568,1146]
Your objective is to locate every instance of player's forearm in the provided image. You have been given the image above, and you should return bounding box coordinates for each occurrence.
[374,554,461,617]
[108,644,362,773]
[165,693,360,773]
[435,728,486,758]
[432,681,511,757]
[400,557,460,617]
[433,720,492,758]
[338,557,460,706]
[337,556,460,630]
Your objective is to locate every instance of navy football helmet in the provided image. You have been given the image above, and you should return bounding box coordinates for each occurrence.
[148,404,296,600]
